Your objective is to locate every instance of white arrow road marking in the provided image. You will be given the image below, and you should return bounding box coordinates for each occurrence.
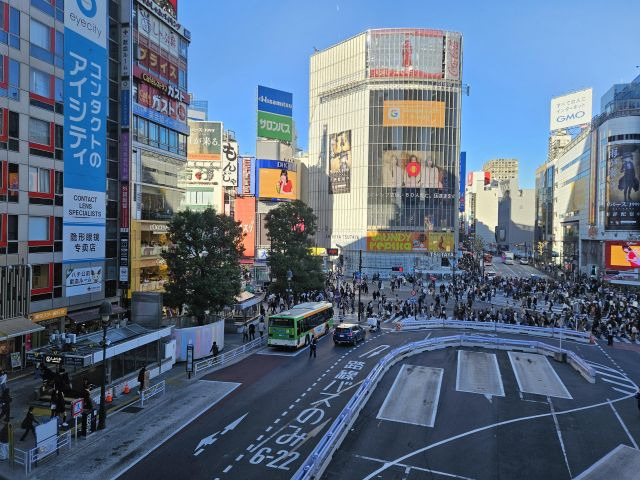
[194,413,248,456]
[359,345,390,359]
[483,394,493,403]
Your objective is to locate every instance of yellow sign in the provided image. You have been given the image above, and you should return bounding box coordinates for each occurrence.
[309,247,327,256]
[258,168,298,200]
[427,232,454,252]
[383,100,445,128]
[367,232,428,252]
[30,307,67,323]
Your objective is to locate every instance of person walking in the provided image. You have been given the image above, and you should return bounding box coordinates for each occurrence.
[249,322,256,341]
[0,370,7,394]
[20,406,39,442]
[258,317,266,339]
[635,390,640,411]
[0,389,10,422]
[55,390,67,427]
[607,323,614,346]
[309,336,317,358]
[210,341,219,359]
[137,366,147,394]
[241,324,249,343]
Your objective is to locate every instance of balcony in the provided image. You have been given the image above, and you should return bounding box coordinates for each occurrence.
[138,279,165,292]
[141,245,169,257]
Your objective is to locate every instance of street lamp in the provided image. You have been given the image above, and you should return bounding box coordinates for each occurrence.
[286,269,293,305]
[97,301,112,430]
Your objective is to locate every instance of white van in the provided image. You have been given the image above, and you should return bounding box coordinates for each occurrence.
[503,252,514,265]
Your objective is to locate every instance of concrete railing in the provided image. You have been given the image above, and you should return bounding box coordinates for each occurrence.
[193,336,266,375]
[293,334,595,480]
[398,318,592,343]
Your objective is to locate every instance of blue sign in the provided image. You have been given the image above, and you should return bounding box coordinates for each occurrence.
[121,90,130,127]
[257,85,293,117]
[133,102,190,135]
[63,0,108,268]
[459,151,466,213]
[256,159,297,172]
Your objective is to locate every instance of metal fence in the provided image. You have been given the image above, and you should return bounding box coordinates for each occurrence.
[13,429,72,474]
[140,380,166,407]
[193,336,266,375]
[293,334,598,479]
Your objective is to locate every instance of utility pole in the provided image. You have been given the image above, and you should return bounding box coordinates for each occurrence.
[357,249,362,323]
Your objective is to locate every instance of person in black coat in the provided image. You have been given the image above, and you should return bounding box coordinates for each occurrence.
[20,407,39,441]
[137,366,147,394]
[0,389,10,422]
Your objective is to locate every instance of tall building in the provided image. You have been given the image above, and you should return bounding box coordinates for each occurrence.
[307,28,463,275]
[482,158,519,182]
[187,93,208,121]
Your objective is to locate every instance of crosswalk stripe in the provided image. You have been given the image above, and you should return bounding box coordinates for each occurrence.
[593,369,630,381]
[585,361,621,373]
[601,377,637,389]
[612,387,638,396]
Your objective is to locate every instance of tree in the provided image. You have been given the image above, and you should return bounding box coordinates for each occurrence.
[265,200,324,296]
[162,208,244,323]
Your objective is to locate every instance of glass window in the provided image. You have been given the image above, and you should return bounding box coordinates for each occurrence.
[55,31,63,67]
[29,117,50,145]
[54,77,63,102]
[179,38,188,59]
[138,117,148,141]
[169,130,177,152]
[29,166,50,193]
[149,122,159,145]
[8,7,19,49]
[159,126,168,148]
[8,163,18,191]
[8,111,18,138]
[31,264,50,290]
[30,68,51,97]
[30,19,50,50]
[7,215,18,241]
[29,216,49,241]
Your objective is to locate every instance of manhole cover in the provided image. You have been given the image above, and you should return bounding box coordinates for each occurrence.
[121,406,144,413]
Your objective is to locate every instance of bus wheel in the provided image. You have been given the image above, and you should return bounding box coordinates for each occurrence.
[304,334,310,347]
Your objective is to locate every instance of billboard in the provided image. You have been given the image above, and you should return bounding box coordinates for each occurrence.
[257,159,297,200]
[444,32,462,80]
[187,121,222,160]
[257,86,293,117]
[63,0,108,272]
[427,232,454,252]
[366,231,454,253]
[65,267,102,296]
[178,165,218,186]
[382,100,445,128]
[605,241,640,270]
[549,88,592,131]
[382,150,444,188]
[459,152,466,213]
[329,130,352,194]
[257,111,292,142]
[137,6,179,57]
[234,197,256,258]
[605,143,640,230]
[238,156,256,196]
[221,140,238,187]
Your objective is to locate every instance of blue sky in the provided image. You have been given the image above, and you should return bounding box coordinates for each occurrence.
[180,0,638,188]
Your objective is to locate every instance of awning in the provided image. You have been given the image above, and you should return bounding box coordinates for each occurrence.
[67,305,127,324]
[234,292,263,309]
[0,317,44,340]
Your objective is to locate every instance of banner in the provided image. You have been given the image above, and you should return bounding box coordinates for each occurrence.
[257,159,297,200]
[459,152,466,212]
[382,150,443,189]
[382,100,445,128]
[257,111,292,142]
[238,156,255,196]
[63,0,108,271]
[187,121,222,160]
[444,32,462,80]
[178,165,218,186]
[605,241,640,270]
[65,266,103,296]
[221,140,238,187]
[550,88,592,131]
[366,232,429,252]
[257,86,293,117]
[329,130,352,194]
[605,143,640,230]
[234,197,256,258]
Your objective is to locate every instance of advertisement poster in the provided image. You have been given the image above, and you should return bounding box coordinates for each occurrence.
[257,86,293,117]
[257,160,297,200]
[549,88,592,131]
[238,156,255,196]
[65,267,103,296]
[605,241,640,270]
[605,143,640,230]
[459,152,466,213]
[257,111,292,142]
[187,121,222,160]
[366,232,429,252]
[427,232,454,252]
[382,150,444,189]
[234,197,256,258]
[382,100,445,128]
[257,86,293,142]
[329,130,352,194]
[221,140,238,187]
[178,165,218,186]
[63,0,108,270]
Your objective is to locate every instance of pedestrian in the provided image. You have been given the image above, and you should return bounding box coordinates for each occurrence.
[249,322,256,341]
[210,341,219,359]
[49,388,58,419]
[55,390,67,427]
[0,370,7,394]
[635,390,640,411]
[258,317,266,338]
[137,366,147,394]
[20,406,39,442]
[241,324,249,343]
[309,336,317,358]
[0,389,10,422]
[607,324,614,346]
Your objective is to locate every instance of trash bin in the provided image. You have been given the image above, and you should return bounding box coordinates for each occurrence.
[81,410,95,436]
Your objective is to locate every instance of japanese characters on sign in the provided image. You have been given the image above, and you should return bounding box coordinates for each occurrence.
[137,7,179,57]
[187,121,222,160]
[605,143,640,231]
[549,88,593,131]
[65,267,103,296]
[63,0,108,275]
[222,140,238,187]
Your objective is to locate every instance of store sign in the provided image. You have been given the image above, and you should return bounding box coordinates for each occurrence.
[44,354,63,365]
[149,223,170,233]
[135,82,187,122]
[187,121,222,160]
[134,66,187,103]
[120,184,130,231]
[459,152,466,213]
[444,32,461,80]
[257,86,293,117]
[120,26,131,78]
[120,132,130,181]
[66,266,103,296]
[257,111,292,142]
[382,100,445,128]
[222,141,238,187]
[63,0,108,267]
[31,308,68,323]
[238,156,255,196]
[133,102,190,135]
[138,7,179,57]
[137,46,180,86]
[257,86,293,143]
[366,231,454,253]
[138,0,186,36]
[549,88,592,131]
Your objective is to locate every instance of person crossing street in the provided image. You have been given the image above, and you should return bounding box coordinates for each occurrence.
[309,336,317,358]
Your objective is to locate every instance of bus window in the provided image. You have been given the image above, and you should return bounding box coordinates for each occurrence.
[271,317,294,328]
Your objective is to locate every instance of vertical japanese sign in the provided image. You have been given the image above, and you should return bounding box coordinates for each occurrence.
[459,151,466,213]
[63,0,108,276]
[222,140,238,187]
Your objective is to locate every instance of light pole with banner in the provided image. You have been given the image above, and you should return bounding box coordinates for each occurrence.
[97,301,112,430]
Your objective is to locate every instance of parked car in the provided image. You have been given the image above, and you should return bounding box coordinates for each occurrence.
[333,323,365,346]
[519,258,529,265]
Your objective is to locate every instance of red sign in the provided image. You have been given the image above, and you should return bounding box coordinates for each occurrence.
[120,184,129,231]
[234,197,256,259]
[71,398,84,418]
[136,47,181,90]
[326,248,339,256]
[133,64,187,103]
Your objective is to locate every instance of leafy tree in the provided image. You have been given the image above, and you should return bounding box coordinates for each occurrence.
[162,208,244,323]
[265,200,324,296]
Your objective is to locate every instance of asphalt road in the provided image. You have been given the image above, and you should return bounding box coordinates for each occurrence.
[487,257,547,278]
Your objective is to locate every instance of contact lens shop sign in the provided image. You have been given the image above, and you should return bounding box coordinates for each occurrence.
[63,0,108,275]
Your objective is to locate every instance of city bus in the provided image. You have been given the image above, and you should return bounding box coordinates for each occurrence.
[268,302,334,349]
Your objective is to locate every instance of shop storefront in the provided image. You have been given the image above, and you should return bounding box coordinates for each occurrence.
[0,316,45,371]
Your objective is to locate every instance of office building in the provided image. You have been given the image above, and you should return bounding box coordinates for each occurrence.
[187,94,208,121]
[306,28,463,275]
[482,158,518,182]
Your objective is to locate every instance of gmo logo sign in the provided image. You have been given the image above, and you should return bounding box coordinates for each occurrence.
[76,0,97,17]
[388,108,400,119]
[556,111,586,123]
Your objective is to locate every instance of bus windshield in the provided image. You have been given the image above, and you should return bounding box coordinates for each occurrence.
[270,317,294,328]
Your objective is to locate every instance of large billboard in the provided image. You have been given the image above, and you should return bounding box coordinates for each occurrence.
[366,231,453,253]
[329,130,352,194]
[257,86,293,143]
[459,152,466,213]
[63,0,108,274]
[605,143,640,230]
[444,32,462,80]
[257,86,293,117]
[187,121,222,160]
[237,156,256,196]
[381,150,444,188]
[221,139,238,187]
[605,241,640,270]
[256,159,297,201]
[549,88,592,131]
[369,29,444,79]
[383,100,445,128]
[234,197,256,258]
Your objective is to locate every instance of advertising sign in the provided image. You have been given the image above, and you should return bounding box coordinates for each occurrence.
[382,100,445,128]
[549,88,592,131]
[257,159,297,200]
[427,232,455,252]
[179,165,218,186]
[605,143,640,230]
[133,102,190,135]
[257,86,293,117]
[459,152,466,213]
[137,7,179,57]
[367,231,429,252]
[134,82,187,123]
[605,241,640,270]
[222,140,238,187]
[63,0,108,268]
[235,197,256,258]
[444,32,462,80]
[382,150,444,188]
[187,121,222,160]
[329,130,352,194]
[65,266,103,296]
[238,156,256,196]
[257,111,292,142]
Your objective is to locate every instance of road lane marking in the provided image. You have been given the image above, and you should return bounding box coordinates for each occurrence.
[359,344,390,359]
[601,377,637,389]
[613,387,638,396]
[223,465,232,473]
[548,396,572,478]
[456,350,505,398]
[355,454,476,479]
[235,454,244,461]
[508,351,572,399]
[607,399,639,449]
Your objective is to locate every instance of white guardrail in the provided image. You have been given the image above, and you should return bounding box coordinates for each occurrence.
[140,380,166,407]
[12,429,72,474]
[293,333,596,480]
[397,318,592,344]
[193,336,266,375]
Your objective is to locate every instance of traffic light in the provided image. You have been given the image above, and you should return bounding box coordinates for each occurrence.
[391,266,404,272]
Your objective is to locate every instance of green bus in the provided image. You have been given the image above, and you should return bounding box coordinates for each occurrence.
[268,302,334,349]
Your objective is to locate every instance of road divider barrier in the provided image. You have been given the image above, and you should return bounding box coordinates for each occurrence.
[193,336,266,375]
[293,334,595,480]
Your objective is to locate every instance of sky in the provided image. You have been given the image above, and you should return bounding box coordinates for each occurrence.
[180,0,638,188]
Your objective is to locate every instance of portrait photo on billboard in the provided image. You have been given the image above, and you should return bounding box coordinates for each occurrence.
[257,160,297,201]
[329,130,352,194]
[605,143,640,230]
[382,150,444,189]
[605,241,640,270]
